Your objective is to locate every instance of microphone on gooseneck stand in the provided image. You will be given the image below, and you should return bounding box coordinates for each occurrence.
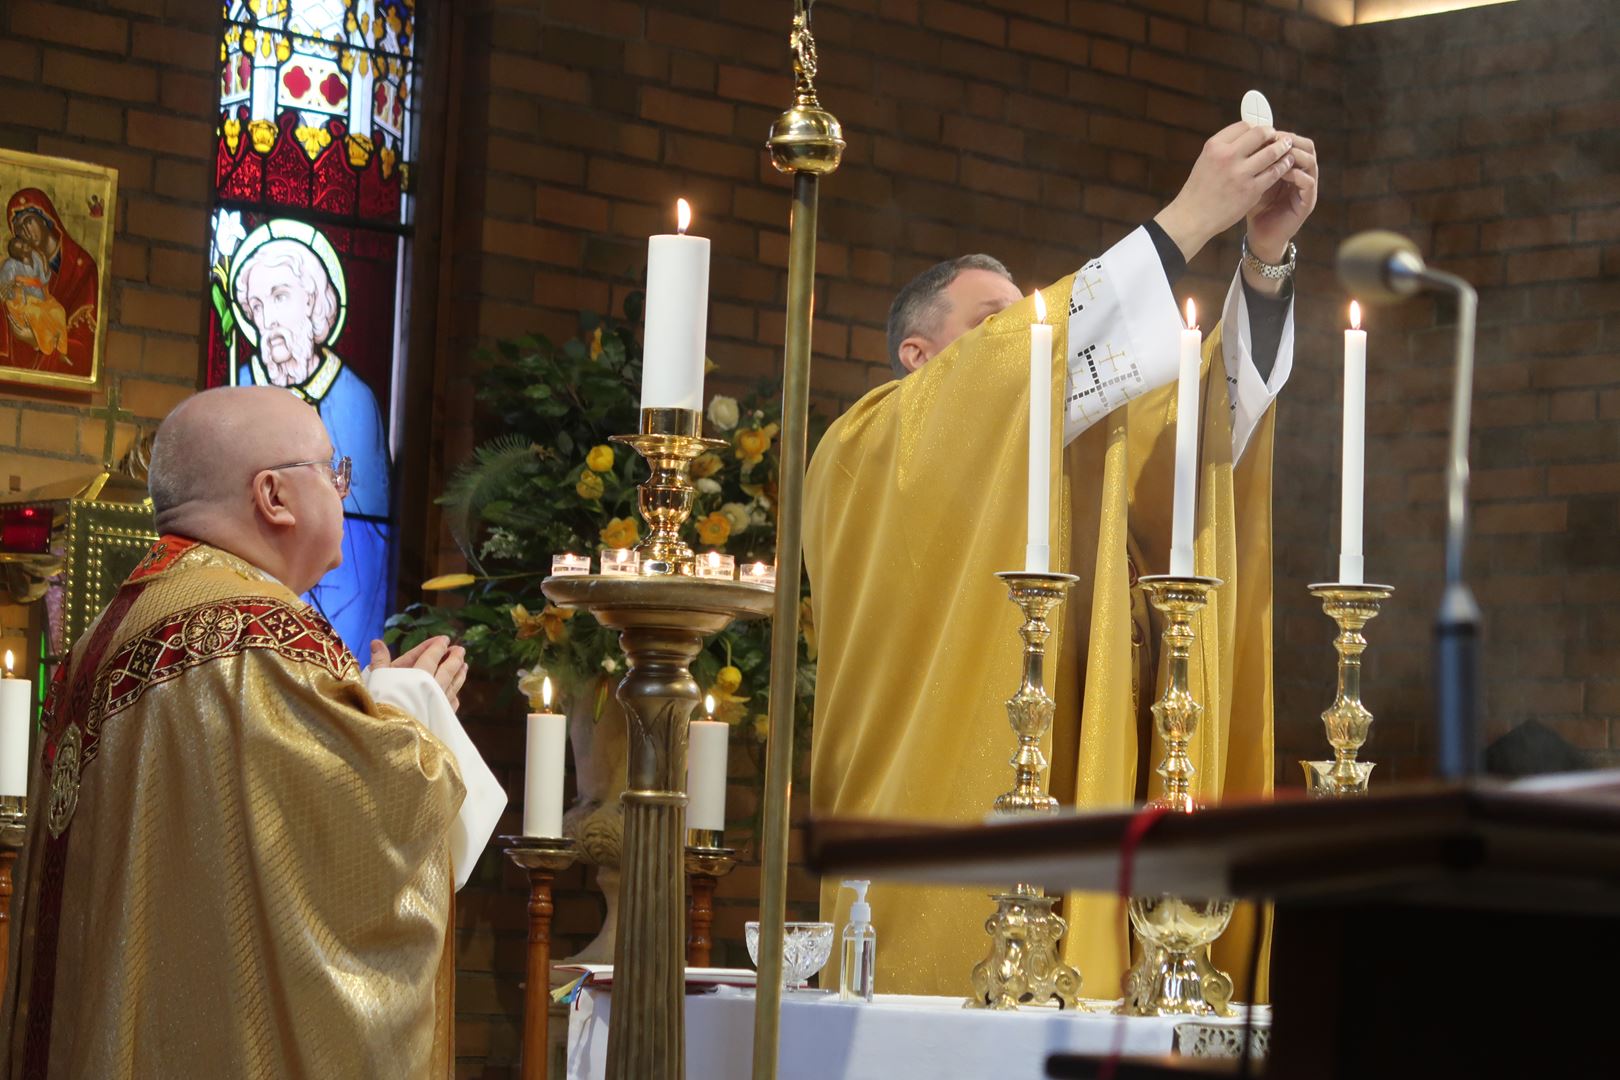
[1336,231,1482,781]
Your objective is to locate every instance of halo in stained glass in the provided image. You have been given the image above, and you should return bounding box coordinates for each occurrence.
[228,219,349,347]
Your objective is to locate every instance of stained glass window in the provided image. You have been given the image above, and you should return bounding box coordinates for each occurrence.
[206,1,420,657]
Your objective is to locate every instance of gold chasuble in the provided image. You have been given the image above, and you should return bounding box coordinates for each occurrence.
[806,252,1278,1002]
[3,537,465,1079]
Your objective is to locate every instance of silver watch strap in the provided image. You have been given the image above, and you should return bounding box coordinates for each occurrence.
[1241,236,1296,281]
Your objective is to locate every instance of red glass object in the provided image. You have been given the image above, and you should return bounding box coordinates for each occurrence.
[0,505,52,555]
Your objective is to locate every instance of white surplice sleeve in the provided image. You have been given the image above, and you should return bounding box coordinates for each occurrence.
[1221,265,1295,463]
[366,666,508,891]
[1062,226,1181,445]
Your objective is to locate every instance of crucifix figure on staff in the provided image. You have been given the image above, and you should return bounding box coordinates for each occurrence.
[805,110,1320,1001]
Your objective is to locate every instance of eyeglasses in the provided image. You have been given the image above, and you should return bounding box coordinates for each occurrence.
[265,454,352,499]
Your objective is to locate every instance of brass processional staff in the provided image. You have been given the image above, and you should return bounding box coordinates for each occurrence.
[752,2,842,1077]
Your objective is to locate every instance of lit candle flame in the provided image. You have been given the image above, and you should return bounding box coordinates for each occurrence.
[676,197,692,235]
[1349,300,1362,330]
[707,551,721,568]
[542,675,553,711]
[752,562,766,574]
[1032,290,1046,323]
[1185,297,1197,329]
[3,650,12,675]
[705,693,716,718]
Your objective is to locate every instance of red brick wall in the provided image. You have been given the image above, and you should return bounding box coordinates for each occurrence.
[0,0,215,492]
[1323,0,1620,779]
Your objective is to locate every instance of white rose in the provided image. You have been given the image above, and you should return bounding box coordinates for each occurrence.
[720,501,751,535]
[696,477,722,495]
[601,656,620,673]
[707,395,740,431]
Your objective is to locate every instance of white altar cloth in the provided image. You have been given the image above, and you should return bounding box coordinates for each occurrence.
[565,985,1268,1080]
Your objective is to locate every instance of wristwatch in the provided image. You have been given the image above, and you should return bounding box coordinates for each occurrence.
[1241,235,1296,281]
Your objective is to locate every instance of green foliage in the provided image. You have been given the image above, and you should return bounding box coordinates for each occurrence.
[390,293,823,762]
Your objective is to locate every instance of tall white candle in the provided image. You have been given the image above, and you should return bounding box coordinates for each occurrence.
[1027,291,1053,574]
[640,198,711,411]
[687,694,729,833]
[1170,298,1201,578]
[523,677,567,838]
[1340,301,1367,585]
[0,651,29,798]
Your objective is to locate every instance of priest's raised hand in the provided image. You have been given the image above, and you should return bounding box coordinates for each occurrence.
[806,122,1318,1000]
[371,634,470,714]
[3,386,506,1079]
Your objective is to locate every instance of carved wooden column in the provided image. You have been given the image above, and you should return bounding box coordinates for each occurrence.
[0,808,24,994]
[684,844,735,968]
[503,836,578,1080]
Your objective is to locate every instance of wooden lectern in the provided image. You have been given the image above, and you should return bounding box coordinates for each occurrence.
[809,775,1620,1079]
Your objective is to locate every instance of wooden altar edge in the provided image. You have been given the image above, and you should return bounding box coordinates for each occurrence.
[806,773,1620,916]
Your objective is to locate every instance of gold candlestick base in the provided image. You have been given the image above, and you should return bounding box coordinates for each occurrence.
[543,574,772,1080]
[1302,582,1394,798]
[1119,575,1236,1018]
[684,838,737,969]
[611,408,727,577]
[967,571,1083,1011]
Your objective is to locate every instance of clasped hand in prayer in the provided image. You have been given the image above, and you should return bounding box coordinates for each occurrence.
[370,634,469,713]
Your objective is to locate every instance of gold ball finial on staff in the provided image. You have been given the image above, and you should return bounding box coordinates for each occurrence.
[770,0,844,176]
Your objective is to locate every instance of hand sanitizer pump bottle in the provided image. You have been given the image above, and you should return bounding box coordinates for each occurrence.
[838,879,876,1003]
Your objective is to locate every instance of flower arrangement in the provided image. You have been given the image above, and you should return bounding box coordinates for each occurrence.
[390,294,821,760]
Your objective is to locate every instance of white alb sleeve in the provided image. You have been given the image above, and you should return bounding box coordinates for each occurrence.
[1063,226,1183,445]
[1220,266,1295,463]
[365,665,508,891]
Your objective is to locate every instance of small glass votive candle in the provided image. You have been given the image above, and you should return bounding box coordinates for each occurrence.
[739,561,776,589]
[695,551,736,580]
[600,548,639,576]
[551,552,591,577]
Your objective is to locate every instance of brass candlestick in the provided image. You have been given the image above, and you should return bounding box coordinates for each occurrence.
[503,835,579,1080]
[684,832,737,968]
[1120,575,1236,1018]
[1302,582,1394,797]
[968,571,1083,1010]
[543,575,772,1080]
[612,408,726,577]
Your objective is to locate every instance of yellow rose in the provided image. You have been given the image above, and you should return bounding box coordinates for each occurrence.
[695,511,731,546]
[586,444,614,472]
[734,423,779,466]
[752,714,771,742]
[800,597,817,661]
[589,326,604,360]
[691,453,723,479]
[714,665,743,695]
[576,470,605,500]
[601,516,640,549]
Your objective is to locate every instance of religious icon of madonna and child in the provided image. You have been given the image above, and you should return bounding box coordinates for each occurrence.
[0,148,117,391]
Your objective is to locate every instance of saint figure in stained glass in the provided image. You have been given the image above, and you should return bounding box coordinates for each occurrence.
[226,218,391,654]
[209,0,419,655]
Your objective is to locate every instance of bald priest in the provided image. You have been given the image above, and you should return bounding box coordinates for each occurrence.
[806,122,1319,1000]
[3,387,505,1078]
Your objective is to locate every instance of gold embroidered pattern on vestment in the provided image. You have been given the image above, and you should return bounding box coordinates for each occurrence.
[47,723,81,838]
[75,597,356,774]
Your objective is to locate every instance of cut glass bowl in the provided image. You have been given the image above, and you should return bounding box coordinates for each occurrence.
[745,921,835,990]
